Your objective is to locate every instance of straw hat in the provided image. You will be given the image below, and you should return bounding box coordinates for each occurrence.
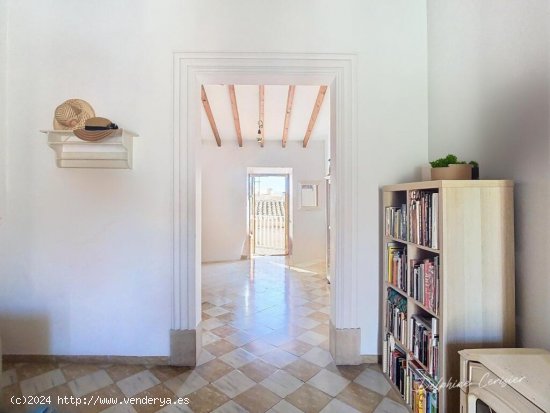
[53,99,95,130]
[73,117,119,141]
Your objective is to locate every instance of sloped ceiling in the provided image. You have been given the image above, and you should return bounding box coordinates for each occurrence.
[201,84,330,146]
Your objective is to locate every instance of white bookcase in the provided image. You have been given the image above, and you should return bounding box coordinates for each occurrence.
[381,180,516,412]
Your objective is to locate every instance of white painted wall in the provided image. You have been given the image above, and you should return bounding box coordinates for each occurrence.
[428,1,550,347]
[0,0,6,223]
[0,0,428,356]
[201,140,326,265]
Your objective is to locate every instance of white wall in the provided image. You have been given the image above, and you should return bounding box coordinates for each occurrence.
[0,0,428,356]
[201,140,326,265]
[0,0,6,222]
[428,1,550,347]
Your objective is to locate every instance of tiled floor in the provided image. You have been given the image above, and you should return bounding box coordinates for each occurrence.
[0,257,409,413]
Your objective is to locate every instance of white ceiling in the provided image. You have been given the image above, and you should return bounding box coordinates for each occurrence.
[201,85,330,145]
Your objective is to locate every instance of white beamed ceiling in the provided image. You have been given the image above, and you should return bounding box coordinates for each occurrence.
[201,85,330,145]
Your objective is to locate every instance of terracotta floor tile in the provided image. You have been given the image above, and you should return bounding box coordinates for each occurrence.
[242,340,277,356]
[283,359,322,382]
[279,340,313,357]
[211,324,240,338]
[233,384,281,413]
[132,384,178,413]
[186,384,230,413]
[75,383,126,413]
[239,359,278,382]
[148,365,190,382]
[195,358,234,382]
[105,365,147,382]
[285,383,332,413]
[336,382,384,413]
[204,339,238,357]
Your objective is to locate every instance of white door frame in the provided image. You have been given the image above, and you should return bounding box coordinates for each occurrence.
[172,52,359,364]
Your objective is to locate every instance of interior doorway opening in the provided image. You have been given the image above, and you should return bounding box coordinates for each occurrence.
[248,172,291,257]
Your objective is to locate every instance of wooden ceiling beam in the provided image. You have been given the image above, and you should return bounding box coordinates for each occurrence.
[282,85,296,148]
[259,85,265,147]
[201,85,221,147]
[303,85,328,148]
[228,85,243,147]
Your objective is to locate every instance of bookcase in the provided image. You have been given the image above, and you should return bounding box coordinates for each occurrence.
[381,180,515,413]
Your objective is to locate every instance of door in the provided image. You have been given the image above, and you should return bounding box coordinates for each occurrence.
[248,174,290,257]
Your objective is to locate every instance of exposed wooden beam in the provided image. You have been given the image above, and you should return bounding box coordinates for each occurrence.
[282,85,296,148]
[228,85,243,147]
[259,85,265,147]
[201,85,221,147]
[303,85,328,148]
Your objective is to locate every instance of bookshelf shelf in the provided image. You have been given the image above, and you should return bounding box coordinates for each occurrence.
[382,180,515,413]
[384,236,440,253]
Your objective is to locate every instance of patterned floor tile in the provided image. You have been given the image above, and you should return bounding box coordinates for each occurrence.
[372,397,410,413]
[260,349,298,369]
[205,339,238,357]
[336,382,384,413]
[242,340,277,356]
[320,398,361,413]
[260,370,303,398]
[219,348,257,369]
[285,384,332,413]
[212,400,250,413]
[164,371,209,397]
[283,359,322,382]
[68,369,114,397]
[307,369,350,397]
[20,368,66,396]
[186,384,230,413]
[195,359,234,383]
[353,368,391,396]
[239,359,278,383]
[300,347,333,368]
[233,384,281,413]
[296,331,327,346]
[268,399,304,413]
[212,370,256,399]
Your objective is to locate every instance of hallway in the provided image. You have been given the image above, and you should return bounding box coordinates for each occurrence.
[198,257,409,412]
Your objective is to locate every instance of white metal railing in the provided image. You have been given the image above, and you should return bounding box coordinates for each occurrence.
[254,198,286,253]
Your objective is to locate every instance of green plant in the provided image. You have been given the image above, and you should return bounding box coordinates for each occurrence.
[430,154,461,168]
[469,160,479,167]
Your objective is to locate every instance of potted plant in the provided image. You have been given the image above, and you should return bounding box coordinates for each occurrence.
[469,161,479,180]
[430,154,472,180]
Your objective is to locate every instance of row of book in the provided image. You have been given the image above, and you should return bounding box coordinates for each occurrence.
[386,242,440,315]
[384,190,439,250]
[409,361,439,413]
[383,336,408,398]
[410,257,440,315]
[387,243,407,292]
[385,204,408,240]
[382,334,439,412]
[409,190,439,249]
[410,315,439,379]
[386,289,408,346]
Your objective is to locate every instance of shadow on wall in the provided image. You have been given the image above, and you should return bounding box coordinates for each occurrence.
[0,315,50,354]
[477,75,549,347]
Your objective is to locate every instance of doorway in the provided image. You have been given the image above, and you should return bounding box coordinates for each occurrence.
[172,53,359,365]
[248,173,290,257]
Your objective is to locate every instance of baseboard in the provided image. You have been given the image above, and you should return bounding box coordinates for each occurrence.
[170,325,202,366]
[3,354,170,365]
[329,321,362,365]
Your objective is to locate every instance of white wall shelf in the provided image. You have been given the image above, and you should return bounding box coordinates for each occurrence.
[40,129,139,169]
